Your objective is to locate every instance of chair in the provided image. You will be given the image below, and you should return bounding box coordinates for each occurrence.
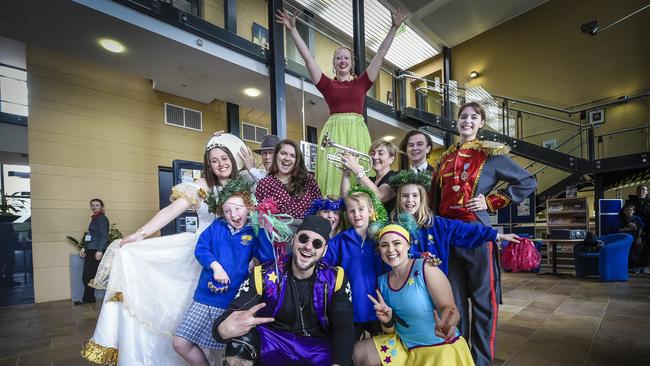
[573,233,633,282]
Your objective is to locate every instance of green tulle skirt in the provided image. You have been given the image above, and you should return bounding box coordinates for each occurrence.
[315,113,372,197]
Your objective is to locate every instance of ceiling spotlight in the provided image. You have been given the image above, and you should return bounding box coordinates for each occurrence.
[469,71,480,79]
[98,38,126,53]
[243,88,261,97]
[383,135,395,142]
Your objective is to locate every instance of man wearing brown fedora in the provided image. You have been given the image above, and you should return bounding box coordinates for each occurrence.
[244,134,280,182]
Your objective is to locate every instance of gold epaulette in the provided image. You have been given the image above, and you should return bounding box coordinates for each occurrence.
[477,140,511,156]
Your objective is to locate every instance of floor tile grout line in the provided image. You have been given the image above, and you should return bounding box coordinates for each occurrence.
[502,277,568,365]
[583,294,610,366]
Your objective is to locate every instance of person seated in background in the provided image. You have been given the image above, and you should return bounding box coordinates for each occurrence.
[618,203,648,274]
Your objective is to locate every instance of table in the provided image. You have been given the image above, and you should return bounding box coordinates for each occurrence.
[539,239,583,276]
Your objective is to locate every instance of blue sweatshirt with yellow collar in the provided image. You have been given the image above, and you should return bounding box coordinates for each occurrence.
[193,218,274,308]
[324,227,387,323]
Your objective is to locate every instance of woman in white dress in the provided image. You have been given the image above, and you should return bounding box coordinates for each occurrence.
[82,136,239,366]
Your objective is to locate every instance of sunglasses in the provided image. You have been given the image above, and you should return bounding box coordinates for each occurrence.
[298,233,325,250]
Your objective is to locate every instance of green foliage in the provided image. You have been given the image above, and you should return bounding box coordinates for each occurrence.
[0,189,27,216]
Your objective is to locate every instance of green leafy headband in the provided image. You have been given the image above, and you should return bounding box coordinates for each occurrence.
[205,177,254,214]
[388,170,433,191]
[346,184,388,225]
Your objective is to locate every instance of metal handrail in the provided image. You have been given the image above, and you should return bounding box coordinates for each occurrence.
[595,124,650,138]
[508,107,581,127]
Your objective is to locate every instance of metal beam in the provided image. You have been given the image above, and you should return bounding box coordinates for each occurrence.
[352,0,366,119]
[594,152,650,173]
[442,46,452,147]
[267,0,287,138]
[224,0,237,33]
[226,102,240,136]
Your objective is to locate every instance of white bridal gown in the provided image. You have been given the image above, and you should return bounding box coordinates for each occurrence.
[82,182,216,365]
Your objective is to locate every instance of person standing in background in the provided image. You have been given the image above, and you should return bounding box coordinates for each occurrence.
[77,198,109,305]
[400,130,435,173]
[241,134,281,182]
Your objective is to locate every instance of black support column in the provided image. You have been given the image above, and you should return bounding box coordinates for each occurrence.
[224,0,237,33]
[267,0,287,138]
[226,102,240,136]
[442,46,453,147]
[352,0,367,119]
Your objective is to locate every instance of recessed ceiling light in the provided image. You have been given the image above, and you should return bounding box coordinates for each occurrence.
[469,70,480,78]
[382,135,395,142]
[243,88,261,97]
[99,38,125,53]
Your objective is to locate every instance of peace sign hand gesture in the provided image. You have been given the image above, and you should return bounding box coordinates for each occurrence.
[434,308,456,342]
[367,290,392,324]
[217,303,275,340]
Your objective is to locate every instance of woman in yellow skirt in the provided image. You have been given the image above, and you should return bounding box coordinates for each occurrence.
[276,8,407,196]
[352,223,474,366]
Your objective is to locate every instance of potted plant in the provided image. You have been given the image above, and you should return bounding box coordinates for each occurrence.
[0,189,26,223]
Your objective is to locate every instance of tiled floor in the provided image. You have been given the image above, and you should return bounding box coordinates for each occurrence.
[1,273,649,365]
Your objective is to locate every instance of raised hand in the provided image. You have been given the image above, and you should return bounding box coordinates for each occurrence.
[434,308,456,341]
[239,146,256,170]
[275,9,299,31]
[391,8,408,28]
[218,303,275,339]
[367,290,392,324]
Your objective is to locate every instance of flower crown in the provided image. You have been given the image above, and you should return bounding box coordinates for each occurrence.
[204,178,254,214]
[346,185,388,224]
[388,170,433,191]
[306,197,345,216]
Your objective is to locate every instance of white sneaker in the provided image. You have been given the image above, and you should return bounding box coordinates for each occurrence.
[630,267,642,274]
[642,267,650,275]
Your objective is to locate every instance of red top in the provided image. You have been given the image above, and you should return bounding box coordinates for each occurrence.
[255,174,322,219]
[436,146,489,222]
[315,72,373,114]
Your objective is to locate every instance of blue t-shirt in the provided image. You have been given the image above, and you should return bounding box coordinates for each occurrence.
[324,227,387,323]
[193,219,274,308]
[411,216,498,274]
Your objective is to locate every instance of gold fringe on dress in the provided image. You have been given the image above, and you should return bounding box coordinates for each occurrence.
[107,292,123,302]
[81,339,119,366]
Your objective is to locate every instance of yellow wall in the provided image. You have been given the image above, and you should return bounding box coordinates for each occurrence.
[450,0,649,155]
[25,46,302,303]
[203,0,225,28]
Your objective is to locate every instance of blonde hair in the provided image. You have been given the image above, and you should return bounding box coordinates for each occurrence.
[369,139,397,158]
[332,46,356,78]
[392,184,433,227]
[345,191,376,222]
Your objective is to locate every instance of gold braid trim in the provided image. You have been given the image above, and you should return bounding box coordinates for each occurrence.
[107,292,123,302]
[81,339,118,366]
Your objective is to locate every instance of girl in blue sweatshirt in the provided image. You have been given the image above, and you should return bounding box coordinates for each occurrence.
[172,179,273,366]
[324,187,388,340]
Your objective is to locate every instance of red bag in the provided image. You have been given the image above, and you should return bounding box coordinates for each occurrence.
[501,238,541,272]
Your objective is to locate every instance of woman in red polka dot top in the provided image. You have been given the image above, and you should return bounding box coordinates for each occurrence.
[255,139,322,221]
